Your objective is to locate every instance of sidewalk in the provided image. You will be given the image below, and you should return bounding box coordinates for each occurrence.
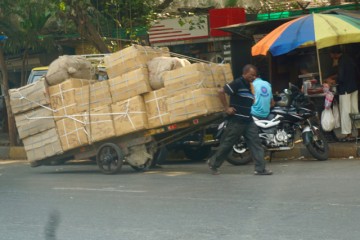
[0,132,27,160]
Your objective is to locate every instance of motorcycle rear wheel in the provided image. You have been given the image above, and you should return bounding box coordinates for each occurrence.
[226,149,252,165]
[305,128,329,161]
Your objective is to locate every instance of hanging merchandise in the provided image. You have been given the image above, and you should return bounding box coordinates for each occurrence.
[321,108,335,132]
[323,84,334,109]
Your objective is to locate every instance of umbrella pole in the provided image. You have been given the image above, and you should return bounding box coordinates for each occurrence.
[316,46,323,84]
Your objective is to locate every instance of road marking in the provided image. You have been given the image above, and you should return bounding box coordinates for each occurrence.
[53,187,146,193]
[145,171,192,176]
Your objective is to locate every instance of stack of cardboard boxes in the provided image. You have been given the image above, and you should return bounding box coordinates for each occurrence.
[9,79,63,161]
[10,45,234,163]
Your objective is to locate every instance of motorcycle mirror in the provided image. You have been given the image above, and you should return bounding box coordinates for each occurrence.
[284,89,292,95]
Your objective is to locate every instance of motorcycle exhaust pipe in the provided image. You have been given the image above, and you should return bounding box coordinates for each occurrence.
[183,139,220,146]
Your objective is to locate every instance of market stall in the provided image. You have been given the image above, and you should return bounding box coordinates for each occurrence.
[251,12,360,141]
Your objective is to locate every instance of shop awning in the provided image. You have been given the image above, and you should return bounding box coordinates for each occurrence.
[322,8,360,19]
[217,17,298,40]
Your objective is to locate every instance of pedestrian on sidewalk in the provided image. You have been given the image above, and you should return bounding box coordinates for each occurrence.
[207,64,272,175]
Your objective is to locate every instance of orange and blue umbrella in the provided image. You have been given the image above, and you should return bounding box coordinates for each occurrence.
[252,13,360,56]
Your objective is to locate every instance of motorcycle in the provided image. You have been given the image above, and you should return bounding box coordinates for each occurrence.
[216,83,329,165]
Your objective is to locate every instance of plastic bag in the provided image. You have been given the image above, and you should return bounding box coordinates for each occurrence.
[332,101,340,129]
[321,108,335,132]
[324,91,334,109]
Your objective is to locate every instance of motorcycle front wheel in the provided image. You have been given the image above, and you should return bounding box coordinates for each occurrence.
[226,147,252,165]
[305,128,329,161]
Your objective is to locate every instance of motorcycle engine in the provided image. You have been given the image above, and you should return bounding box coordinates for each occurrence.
[260,128,291,147]
[275,129,289,143]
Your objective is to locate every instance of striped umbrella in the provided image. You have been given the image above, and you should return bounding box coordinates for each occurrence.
[252,13,360,57]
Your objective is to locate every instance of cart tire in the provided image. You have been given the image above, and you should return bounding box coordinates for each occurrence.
[183,146,212,161]
[96,143,124,174]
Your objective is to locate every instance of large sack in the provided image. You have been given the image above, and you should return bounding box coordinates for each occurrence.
[46,55,95,86]
[147,57,191,90]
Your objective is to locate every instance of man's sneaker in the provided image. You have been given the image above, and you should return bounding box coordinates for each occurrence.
[254,169,273,175]
[207,160,220,175]
[210,167,220,175]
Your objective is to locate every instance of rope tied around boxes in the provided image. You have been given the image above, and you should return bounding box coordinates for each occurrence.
[145,91,167,125]
[58,114,88,149]
[12,88,54,113]
[113,99,146,130]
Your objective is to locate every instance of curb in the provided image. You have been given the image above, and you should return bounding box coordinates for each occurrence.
[271,142,358,159]
[0,146,27,160]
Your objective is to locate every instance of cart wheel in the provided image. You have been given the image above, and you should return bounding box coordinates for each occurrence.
[96,143,124,174]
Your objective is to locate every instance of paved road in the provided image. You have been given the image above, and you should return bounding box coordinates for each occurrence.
[1,158,360,240]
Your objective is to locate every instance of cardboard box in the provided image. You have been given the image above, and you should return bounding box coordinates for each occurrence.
[167,88,223,123]
[143,88,170,128]
[109,68,152,103]
[23,128,63,162]
[105,45,170,78]
[111,96,148,136]
[210,63,233,87]
[49,78,94,118]
[15,106,55,140]
[55,115,89,151]
[76,81,112,112]
[163,63,215,97]
[85,105,116,142]
[9,78,50,114]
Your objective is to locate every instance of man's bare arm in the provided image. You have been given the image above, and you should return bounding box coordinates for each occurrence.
[218,88,236,115]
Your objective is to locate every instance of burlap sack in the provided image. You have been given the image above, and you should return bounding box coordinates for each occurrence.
[46,55,95,85]
[147,57,190,90]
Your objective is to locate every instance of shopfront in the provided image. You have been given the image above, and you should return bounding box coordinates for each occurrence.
[148,8,246,65]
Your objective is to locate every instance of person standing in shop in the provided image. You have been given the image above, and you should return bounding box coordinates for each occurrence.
[325,46,360,142]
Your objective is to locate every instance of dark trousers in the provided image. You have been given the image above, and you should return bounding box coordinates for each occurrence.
[209,118,266,172]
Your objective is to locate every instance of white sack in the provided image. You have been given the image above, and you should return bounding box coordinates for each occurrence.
[46,55,95,85]
[147,57,191,90]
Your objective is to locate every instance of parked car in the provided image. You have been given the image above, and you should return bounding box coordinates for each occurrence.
[26,66,48,85]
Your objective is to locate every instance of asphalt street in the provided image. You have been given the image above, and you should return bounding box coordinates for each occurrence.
[1,158,360,240]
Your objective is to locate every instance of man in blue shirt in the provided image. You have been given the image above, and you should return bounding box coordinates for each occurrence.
[251,77,275,119]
